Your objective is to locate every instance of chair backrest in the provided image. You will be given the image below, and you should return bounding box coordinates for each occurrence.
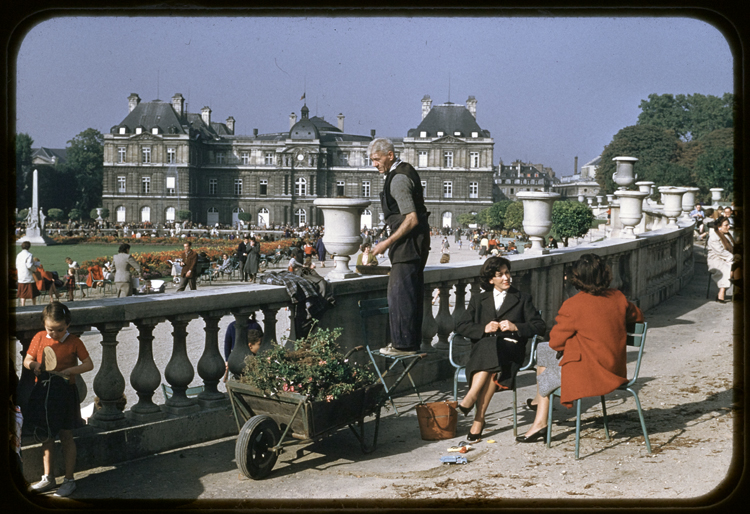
[358,298,390,349]
[625,322,648,387]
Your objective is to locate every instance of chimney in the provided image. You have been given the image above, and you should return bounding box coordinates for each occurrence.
[128,93,141,113]
[466,96,477,119]
[289,112,297,130]
[337,113,345,132]
[253,128,258,137]
[201,106,211,126]
[421,95,432,120]
[574,156,579,175]
[226,116,235,135]
[171,93,184,117]
[370,129,376,138]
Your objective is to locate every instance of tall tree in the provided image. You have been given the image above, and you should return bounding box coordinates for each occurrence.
[637,92,733,141]
[637,94,687,139]
[596,125,681,194]
[503,201,525,233]
[694,146,734,199]
[477,200,512,229]
[63,128,104,215]
[15,132,34,208]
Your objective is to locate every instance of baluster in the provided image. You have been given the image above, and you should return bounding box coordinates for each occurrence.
[452,281,468,324]
[434,281,457,353]
[163,314,200,415]
[90,322,129,428]
[128,318,165,422]
[197,311,227,404]
[421,284,437,352]
[260,305,283,352]
[227,309,253,378]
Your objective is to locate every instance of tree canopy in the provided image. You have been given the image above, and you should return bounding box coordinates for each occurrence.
[63,128,104,215]
[637,93,733,141]
[476,200,512,229]
[503,201,525,232]
[551,200,595,247]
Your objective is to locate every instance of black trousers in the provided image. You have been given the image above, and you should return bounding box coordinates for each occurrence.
[387,260,425,350]
[176,276,197,291]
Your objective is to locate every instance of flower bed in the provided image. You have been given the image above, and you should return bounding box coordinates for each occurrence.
[238,326,377,402]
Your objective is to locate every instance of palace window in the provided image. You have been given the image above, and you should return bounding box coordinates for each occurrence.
[470,152,479,168]
[295,177,307,197]
[141,176,151,194]
[209,178,218,195]
[117,176,126,193]
[140,206,150,222]
[142,147,151,163]
[418,151,427,168]
[469,181,479,199]
[265,152,274,165]
[165,207,175,222]
[116,205,126,222]
[259,179,268,196]
[443,181,453,198]
[217,152,225,164]
[166,176,176,195]
[421,180,427,197]
[443,151,453,168]
[118,147,126,163]
[294,208,306,226]
[234,179,243,196]
[167,147,176,164]
[336,180,345,197]
[241,152,249,165]
[362,180,371,197]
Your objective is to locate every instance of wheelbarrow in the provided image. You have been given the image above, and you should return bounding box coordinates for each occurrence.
[227,368,384,479]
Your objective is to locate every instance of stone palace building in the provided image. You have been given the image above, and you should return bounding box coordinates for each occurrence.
[100,93,496,229]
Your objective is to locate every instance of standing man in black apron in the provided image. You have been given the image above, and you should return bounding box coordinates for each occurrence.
[369,138,431,355]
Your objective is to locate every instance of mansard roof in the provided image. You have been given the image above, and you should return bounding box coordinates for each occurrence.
[32,147,67,165]
[119,100,186,135]
[407,102,491,138]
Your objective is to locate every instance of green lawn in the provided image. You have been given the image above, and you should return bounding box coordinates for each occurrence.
[11,244,184,275]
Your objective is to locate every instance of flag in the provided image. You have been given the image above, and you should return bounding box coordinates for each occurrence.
[300,92,306,101]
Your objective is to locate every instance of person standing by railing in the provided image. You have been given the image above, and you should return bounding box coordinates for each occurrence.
[112,243,141,297]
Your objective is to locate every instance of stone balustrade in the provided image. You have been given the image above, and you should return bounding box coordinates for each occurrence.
[10,222,695,477]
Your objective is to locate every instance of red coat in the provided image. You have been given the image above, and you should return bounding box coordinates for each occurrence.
[549,290,644,408]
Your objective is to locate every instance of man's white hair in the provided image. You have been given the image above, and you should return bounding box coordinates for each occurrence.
[368,137,394,156]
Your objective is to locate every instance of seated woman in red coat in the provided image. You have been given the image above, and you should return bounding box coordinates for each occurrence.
[455,256,546,441]
[517,253,644,443]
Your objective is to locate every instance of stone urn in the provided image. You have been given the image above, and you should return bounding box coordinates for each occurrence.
[680,187,700,221]
[612,156,638,189]
[586,197,594,206]
[596,195,604,206]
[710,188,724,208]
[659,187,686,227]
[516,191,560,254]
[606,194,615,205]
[577,194,585,203]
[635,181,655,209]
[314,198,371,280]
[614,190,648,238]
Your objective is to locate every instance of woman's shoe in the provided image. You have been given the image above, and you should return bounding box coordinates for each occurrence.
[515,427,547,443]
[525,398,537,412]
[457,403,474,417]
[717,297,728,304]
[466,421,485,442]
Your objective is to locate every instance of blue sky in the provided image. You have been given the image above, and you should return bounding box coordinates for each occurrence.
[15,15,733,176]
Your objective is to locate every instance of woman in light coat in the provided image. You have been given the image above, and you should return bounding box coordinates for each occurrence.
[707,216,737,303]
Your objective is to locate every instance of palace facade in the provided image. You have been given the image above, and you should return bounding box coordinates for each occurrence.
[101,93,496,229]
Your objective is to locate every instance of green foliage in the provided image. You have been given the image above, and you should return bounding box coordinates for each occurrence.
[240,325,377,402]
[237,212,252,222]
[17,208,28,222]
[47,208,65,221]
[100,208,110,219]
[177,210,191,221]
[62,128,104,215]
[477,200,513,229]
[596,125,681,194]
[503,201,524,232]
[637,93,733,141]
[15,133,34,208]
[694,146,734,197]
[551,200,595,247]
[457,212,477,227]
[68,208,83,220]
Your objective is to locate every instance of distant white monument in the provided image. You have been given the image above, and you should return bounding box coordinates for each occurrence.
[17,169,56,246]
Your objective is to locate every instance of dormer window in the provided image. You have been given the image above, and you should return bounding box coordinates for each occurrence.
[119,127,127,135]
[437,131,444,137]
[135,127,143,135]
[471,132,478,138]
[454,131,461,136]
[420,131,427,138]
[151,127,159,135]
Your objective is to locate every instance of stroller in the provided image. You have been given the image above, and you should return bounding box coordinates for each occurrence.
[168,259,183,286]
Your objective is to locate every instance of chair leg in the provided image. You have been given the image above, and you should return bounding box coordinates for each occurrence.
[546,393,554,447]
[600,395,610,441]
[512,387,518,437]
[628,387,652,453]
[575,399,582,460]
[453,372,458,403]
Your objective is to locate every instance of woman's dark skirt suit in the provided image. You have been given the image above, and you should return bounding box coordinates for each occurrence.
[455,286,546,389]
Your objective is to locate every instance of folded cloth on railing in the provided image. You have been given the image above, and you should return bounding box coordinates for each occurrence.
[258,271,335,336]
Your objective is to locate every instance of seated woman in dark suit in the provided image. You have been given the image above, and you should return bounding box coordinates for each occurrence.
[455,256,546,441]
[518,253,644,443]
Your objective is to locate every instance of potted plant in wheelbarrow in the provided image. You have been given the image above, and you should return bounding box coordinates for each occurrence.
[227,326,386,479]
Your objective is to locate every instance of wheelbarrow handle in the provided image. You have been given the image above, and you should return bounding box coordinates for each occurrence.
[344,346,365,360]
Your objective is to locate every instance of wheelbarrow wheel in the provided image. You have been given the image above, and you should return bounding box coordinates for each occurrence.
[235,415,280,479]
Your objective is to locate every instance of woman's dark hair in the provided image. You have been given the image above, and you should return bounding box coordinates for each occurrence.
[568,253,612,295]
[479,256,512,291]
[715,215,729,229]
[41,302,72,325]
[118,243,130,254]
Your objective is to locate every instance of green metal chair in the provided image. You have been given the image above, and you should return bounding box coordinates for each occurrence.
[448,326,542,437]
[161,383,205,401]
[358,298,427,416]
[546,322,651,459]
